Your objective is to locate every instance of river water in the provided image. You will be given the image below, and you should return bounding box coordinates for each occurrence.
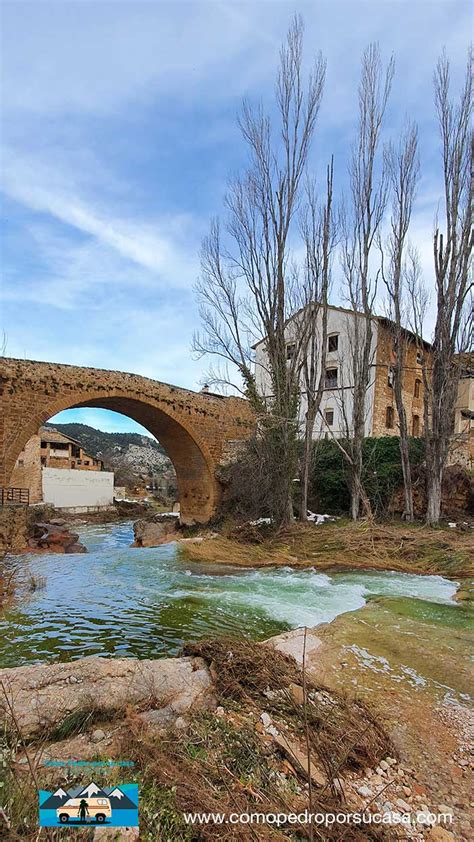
[0,520,459,668]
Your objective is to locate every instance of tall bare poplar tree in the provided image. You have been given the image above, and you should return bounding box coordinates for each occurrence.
[299,161,336,520]
[193,16,326,525]
[340,44,394,520]
[423,50,473,525]
[382,123,419,521]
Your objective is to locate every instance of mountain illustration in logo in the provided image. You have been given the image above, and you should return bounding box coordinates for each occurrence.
[107,786,138,810]
[77,782,108,799]
[40,788,69,810]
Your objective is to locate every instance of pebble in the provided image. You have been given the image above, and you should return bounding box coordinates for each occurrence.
[437,804,454,815]
[395,798,411,812]
[379,760,389,771]
[357,785,372,798]
[375,766,386,776]
[215,706,224,716]
[260,712,272,728]
[402,786,412,797]
[91,729,105,743]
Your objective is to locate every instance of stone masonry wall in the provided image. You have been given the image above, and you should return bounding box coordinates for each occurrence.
[0,358,255,524]
[371,322,429,438]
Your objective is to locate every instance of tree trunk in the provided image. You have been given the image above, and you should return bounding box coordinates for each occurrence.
[426,465,442,526]
[300,405,317,520]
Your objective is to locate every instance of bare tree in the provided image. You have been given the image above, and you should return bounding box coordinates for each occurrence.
[339,44,394,520]
[381,122,420,521]
[193,16,326,525]
[299,160,336,520]
[423,50,473,525]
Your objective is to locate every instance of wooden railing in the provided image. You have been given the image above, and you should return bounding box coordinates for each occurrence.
[0,487,30,507]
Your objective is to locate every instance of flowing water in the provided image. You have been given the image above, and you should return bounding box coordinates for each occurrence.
[0,520,460,668]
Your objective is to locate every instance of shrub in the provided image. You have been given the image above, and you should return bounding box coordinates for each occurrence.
[309,436,425,516]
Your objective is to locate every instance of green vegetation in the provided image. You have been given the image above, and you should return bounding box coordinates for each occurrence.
[309,436,425,515]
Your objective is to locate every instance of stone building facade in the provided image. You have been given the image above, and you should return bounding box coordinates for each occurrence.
[10,427,104,505]
[254,305,431,440]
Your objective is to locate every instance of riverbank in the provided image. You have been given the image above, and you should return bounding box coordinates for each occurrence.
[1,594,472,840]
[180,520,474,581]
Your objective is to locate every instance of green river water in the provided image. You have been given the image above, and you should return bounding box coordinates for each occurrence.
[0,520,464,669]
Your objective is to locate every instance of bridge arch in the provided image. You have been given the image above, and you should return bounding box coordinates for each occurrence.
[0,359,254,523]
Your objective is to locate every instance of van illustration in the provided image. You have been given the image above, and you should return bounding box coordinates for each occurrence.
[57,796,112,824]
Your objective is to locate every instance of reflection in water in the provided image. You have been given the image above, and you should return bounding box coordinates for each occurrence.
[0,520,459,667]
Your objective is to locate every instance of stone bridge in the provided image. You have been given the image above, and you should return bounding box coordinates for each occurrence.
[0,358,254,523]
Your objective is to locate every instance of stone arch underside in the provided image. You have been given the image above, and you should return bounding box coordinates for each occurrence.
[75,396,217,523]
[1,358,255,524]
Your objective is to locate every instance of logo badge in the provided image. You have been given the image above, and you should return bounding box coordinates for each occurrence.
[39,781,138,827]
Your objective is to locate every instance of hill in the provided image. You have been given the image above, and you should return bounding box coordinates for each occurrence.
[44,422,175,490]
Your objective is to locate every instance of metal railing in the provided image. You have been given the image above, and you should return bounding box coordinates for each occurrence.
[0,487,30,507]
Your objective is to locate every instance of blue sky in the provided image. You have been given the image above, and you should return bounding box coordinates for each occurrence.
[1,0,471,434]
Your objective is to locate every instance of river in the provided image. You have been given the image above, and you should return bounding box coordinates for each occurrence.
[0,520,459,668]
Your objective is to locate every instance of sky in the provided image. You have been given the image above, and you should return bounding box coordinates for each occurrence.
[1,0,471,434]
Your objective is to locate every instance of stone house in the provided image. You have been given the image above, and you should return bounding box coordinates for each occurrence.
[450,353,474,468]
[254,304,431,441]
[10,428,105,505]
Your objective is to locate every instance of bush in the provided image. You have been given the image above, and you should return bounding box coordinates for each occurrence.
[309,436,425,516]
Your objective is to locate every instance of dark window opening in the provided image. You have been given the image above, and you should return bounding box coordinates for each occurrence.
[386,406,394,429]
[414,379,421,398]
[387,367,394,388]
[286,343,296,362]
[328,334,339,353]
[325,368,338,389]
[325,409,334,427]
[412,414,420,436]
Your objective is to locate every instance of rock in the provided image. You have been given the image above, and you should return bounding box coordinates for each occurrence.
[386,757,397,766]
[426,828,455,841]
[272,733,326,787]
[132,516,178,548]
[91,729,106,743]
[65,542,88,554]
[402,786,412,797]
[265,628,323,665]
[174,717,188,731]
[260,712,272,729]
[357,785,372,798]
[437,805,454,816]
[395,798,411,812]
[138,707,175,728]
[379,760,390,771]
[0,655,216,737]
[287,683,305,705]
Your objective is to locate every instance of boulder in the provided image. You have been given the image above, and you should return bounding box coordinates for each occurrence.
[0,655,215,737]
[132,515,178,547]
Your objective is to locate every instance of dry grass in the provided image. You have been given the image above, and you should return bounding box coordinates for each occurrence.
[180,520,474,578]
[2,639,393,840]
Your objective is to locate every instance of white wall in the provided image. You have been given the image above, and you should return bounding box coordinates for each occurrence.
[254,306,378,440]
[42,468,114,509]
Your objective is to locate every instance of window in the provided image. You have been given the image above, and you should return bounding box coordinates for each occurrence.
[18,459,24,467]
[412,414,420,437]
[324,409,334,427]
[325,368,338,389]
[41,456,47,466]
[386,406,394,428]
[416,349,423,365]
[286,342,296,362]
[328,334,339,353]
[414,378,421,398]
[41,441,47,449]
[387,366,394,388]
[84,460,90,465]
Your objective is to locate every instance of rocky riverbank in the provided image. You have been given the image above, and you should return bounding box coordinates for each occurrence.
[1,592,472,840]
